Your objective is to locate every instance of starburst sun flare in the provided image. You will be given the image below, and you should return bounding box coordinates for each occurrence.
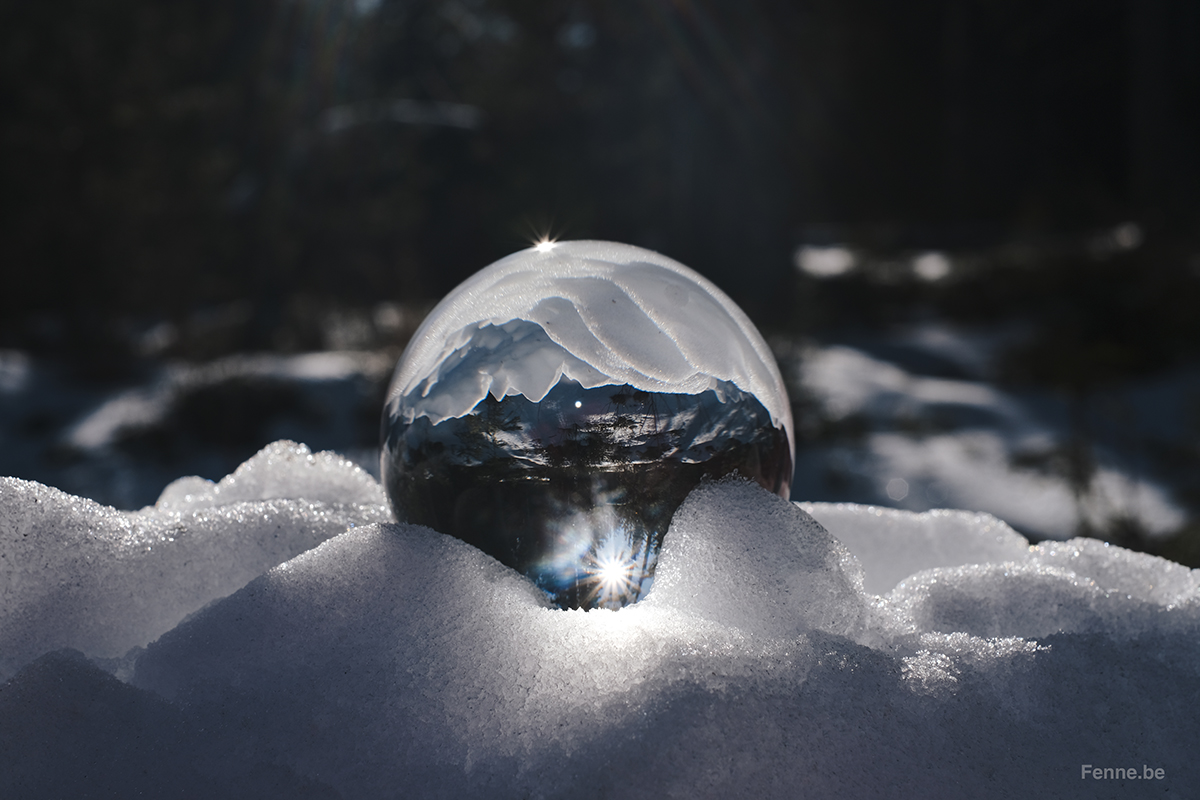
[584,535,645,610]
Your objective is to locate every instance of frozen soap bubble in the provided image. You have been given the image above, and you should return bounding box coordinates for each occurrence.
[382,240,793,609]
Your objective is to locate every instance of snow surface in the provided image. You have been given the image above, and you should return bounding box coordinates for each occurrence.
[3,441,1198,798]
[0,441,388,680]
[384,240,793,447]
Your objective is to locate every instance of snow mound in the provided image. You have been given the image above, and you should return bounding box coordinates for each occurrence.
[0,441,388,679]
[800,502,1031,595]
[883,541,1200,641]
[649,480,866,638]
[2,443,1199,797]
[154,440,386,511]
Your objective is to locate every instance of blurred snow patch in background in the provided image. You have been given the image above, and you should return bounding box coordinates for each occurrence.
[788,326,1194,541]
[794,245,856,278]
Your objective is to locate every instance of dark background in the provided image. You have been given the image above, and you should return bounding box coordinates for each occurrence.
[2,0,1199,558]
[4,0,1198,352]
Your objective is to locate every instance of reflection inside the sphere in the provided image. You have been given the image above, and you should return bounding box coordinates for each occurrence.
[383,375,791,609]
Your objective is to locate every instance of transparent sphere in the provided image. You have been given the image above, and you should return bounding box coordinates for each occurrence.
[382,241,793,610]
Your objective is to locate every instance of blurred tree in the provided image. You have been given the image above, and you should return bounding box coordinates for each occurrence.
[1,0,288,369]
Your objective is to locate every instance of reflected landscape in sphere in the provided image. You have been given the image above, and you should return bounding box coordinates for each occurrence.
[382,241,793,609]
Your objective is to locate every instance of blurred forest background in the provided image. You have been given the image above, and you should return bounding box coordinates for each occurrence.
[2,0,1199,562]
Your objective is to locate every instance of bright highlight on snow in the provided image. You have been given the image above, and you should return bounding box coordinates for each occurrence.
[380,241,793,609]
[1,440,1198,798]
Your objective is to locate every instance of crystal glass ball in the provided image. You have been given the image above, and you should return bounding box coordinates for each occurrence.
[382,241,793,609]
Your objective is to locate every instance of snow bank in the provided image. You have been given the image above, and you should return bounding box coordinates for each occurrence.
[2,443,1198,798]
[0,441,388,680]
